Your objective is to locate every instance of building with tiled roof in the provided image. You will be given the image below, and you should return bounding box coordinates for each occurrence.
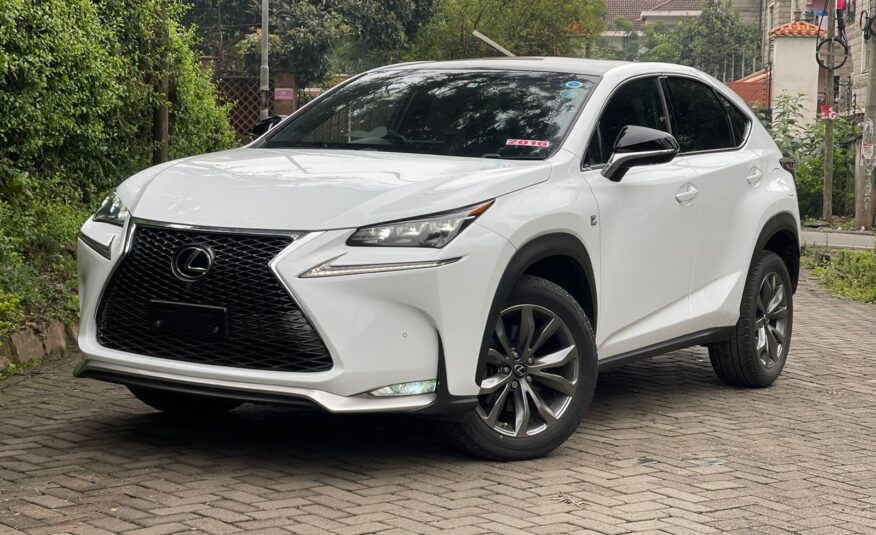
[601,0,762,50]
[768,20,825,38]
[604,0,703,32]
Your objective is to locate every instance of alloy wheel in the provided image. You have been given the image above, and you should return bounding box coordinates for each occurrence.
[754,272,789,369]
[476,304,579,437]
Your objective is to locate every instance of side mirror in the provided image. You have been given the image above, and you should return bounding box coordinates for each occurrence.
[250,115,285,138]
[601,125,679,182]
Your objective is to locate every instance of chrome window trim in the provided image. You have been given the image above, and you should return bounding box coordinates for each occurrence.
[661,74,753,156]
[580,71,754,171]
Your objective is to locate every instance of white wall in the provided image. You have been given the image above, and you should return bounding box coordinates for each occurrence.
[771,36,819,124]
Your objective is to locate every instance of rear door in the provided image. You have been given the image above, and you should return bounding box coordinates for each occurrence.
[661,76,761,331]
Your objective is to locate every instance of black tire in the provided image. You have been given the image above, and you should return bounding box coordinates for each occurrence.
[450,275,597,461]
[709,250,793,387]
[128,386,242,416]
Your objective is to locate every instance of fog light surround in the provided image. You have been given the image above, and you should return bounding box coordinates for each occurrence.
[369,380,438,397]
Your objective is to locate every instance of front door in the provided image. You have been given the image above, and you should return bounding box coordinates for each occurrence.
[582,76,700,358]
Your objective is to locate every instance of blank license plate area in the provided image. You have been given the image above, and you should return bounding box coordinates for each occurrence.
[148,301,227,338]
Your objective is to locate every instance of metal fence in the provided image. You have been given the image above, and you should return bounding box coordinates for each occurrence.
[216,76,274,138]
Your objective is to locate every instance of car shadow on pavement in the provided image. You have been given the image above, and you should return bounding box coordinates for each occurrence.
[102,350,722,464]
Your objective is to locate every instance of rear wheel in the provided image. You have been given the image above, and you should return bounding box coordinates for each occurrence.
[709,250,793,387]
[128,386,242,416]
[450,276,597,460]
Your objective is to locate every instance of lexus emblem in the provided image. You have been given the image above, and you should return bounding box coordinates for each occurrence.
[513,363,527,377]
[172,245,214,282]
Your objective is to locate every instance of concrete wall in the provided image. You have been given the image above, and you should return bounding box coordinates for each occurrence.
[771,35,820,123]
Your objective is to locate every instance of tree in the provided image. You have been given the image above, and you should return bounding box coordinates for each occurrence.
[183,0,437,84]
[593,0,758,79]
[406,0,606,60]
[667,0,759,77]
[592,17,672,62]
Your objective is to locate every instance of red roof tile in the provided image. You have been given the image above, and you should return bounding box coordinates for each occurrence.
[769,20,825,37]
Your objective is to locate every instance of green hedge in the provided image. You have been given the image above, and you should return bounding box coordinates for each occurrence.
[0,0,235,334]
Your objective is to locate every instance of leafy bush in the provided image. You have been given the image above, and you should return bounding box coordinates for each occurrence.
[768,94,859,218]
[0,0,234,334]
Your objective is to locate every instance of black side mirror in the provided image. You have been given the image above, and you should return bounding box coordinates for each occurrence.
[601,125,679,182]
[250,115,285,138]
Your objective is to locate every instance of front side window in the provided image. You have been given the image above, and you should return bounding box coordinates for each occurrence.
[584,77,668,166]
[262,69,599,159]
[665,77,735,152]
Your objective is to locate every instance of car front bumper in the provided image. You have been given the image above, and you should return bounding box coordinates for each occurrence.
[75,217,515,413]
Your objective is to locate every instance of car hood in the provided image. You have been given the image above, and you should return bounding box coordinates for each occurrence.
[119,148,552,230]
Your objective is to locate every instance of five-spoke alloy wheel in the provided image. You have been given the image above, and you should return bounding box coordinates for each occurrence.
[451,276,597,460]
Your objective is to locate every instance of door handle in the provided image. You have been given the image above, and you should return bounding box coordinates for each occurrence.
[675,182,699,204]
[746,167,763,186]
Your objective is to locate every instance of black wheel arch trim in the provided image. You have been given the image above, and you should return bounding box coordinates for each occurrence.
[474,232,597,384]
[753,211,800,292]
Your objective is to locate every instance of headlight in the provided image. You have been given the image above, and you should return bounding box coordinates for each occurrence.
[347,200,493,248]
[92,191,130,227]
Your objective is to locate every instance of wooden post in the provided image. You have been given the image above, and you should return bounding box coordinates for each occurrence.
[823,5,836,221]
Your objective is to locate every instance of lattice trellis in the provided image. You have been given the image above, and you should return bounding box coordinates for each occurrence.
[217,77,274,138]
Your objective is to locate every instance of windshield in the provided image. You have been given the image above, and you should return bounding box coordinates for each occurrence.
[261,69,599,159]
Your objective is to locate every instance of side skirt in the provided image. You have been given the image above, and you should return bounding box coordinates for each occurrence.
[597,327,735,371]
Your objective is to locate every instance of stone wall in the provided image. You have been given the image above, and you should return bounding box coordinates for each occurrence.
[0,321,78,373]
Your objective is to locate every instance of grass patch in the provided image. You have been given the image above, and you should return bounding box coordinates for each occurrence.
[803,246,876,303]
[0,360,40,381]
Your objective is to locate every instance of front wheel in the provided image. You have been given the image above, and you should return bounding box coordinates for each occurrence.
[709,250,793,387]
[450,276,597,460]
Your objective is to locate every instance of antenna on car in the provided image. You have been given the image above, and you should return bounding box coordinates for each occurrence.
[472,30,515,57]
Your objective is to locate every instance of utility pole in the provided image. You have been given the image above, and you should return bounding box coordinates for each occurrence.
[823,4,837,221]
[259,0,270,121]
[855,14,876,229]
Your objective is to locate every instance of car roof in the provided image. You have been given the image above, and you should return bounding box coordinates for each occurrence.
[377,57,633,76]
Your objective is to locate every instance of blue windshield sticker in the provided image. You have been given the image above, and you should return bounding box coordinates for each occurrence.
[466,82,479,88]
[564,81,583,88]
[559,89,578,99]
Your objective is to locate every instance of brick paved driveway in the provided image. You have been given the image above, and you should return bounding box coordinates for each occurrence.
[1,276,875,535]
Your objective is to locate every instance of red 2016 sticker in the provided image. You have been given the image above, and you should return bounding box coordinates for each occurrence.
[506,139,550,148]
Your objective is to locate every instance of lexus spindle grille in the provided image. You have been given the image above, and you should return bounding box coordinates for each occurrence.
[96,225,333,372]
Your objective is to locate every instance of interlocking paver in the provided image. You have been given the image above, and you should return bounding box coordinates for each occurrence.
[1,274,875,534]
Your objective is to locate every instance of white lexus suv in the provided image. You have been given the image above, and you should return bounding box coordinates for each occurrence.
[76,58,800,460]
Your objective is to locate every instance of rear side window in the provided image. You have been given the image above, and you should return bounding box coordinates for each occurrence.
[665,77,735,152]
[718,93,751,146]
[585,77,668,166]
